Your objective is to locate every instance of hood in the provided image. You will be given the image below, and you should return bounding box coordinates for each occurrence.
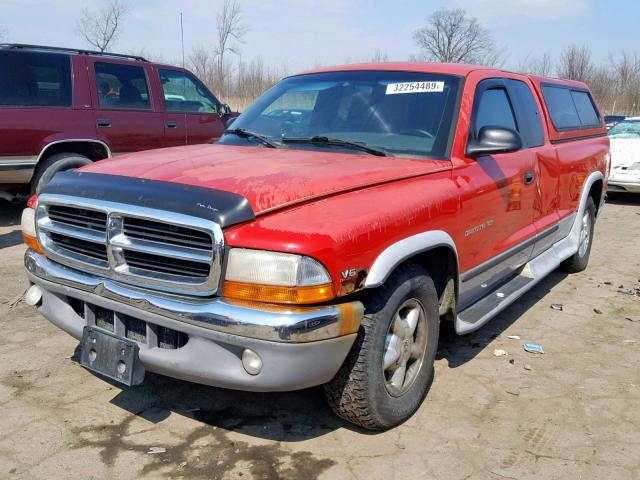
[609,138,640,169]
[82,144,451,215]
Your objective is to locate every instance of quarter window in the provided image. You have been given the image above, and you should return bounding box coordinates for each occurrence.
[94,62,151,111]
[0,51,72,107]
[474,88,517,134]
[541,85,600,130]
[571,90,600,127]
[159,69,218,114]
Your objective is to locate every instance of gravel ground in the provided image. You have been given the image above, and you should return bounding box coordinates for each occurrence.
[0,195,639,480]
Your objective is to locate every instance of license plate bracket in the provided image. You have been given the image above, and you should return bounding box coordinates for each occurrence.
[80,326,145,386]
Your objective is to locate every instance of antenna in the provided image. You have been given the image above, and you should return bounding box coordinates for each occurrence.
[180,12,185,68]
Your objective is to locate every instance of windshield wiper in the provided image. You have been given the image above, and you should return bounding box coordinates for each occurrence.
[281,136,390,157]
[223,128,280,148]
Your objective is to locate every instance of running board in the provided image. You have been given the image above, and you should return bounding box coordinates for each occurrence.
[454,171,598,335]
[456,271,535,334]
[455,232,577,334]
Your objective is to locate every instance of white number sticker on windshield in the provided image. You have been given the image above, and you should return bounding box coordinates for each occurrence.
[385,81,445,95]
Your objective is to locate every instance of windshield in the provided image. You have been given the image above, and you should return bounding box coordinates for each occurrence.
[218,70,461,158]
[608,120,640,139]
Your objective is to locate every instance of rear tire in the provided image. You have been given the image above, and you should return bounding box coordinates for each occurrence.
[324,263,440,430]
[31,152,92,194]
[561,196,596,273]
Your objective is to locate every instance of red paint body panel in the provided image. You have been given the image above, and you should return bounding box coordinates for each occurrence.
[82,144,452,215]
[68,63,609,299]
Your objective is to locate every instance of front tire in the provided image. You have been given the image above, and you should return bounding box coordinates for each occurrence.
[560,196,596,273]
[324,263,440,430]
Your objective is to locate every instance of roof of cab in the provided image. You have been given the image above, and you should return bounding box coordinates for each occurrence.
[297,62,590,89]
[298,62,495,77]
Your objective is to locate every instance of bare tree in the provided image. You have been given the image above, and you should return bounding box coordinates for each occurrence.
[214,0,248,95]
[76,0,129,52]
[413,8,502,65]
[519,52,553,76]
[557,44,593,82]
[188,45,217,88]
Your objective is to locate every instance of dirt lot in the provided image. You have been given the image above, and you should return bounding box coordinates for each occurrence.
[0,196,639,480]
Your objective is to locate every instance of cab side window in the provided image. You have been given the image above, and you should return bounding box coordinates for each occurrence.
[94,62,151,111]
[474,87,517,135]
[159,69,218,114]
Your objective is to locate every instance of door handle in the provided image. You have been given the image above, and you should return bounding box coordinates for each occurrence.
[166,122,177,129]
[524,170,534,185]
[96,119,111,128]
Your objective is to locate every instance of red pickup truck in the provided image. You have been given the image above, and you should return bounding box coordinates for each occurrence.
[22,63,609,430]
[0,44,234,195]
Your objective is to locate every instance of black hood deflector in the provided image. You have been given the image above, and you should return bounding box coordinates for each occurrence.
[41,171,256,228]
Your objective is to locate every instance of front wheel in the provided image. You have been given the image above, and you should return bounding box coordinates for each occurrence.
[324,263,440,430]
[560,196,596,273]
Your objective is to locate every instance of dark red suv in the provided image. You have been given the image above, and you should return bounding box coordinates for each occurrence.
[0,44,235,194]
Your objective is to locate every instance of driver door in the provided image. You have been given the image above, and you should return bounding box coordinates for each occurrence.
[456,78,536,308]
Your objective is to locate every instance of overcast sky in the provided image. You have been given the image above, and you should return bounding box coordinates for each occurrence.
[2,0,639,73]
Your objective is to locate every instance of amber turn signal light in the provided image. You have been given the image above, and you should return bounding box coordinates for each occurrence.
[23,233,44,254]
[223,281,335,305]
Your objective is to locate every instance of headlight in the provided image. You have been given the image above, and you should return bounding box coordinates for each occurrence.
[21,195,43,254]
[223,248,334,304]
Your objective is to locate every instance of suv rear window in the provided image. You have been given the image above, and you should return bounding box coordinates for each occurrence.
[0,50,72,107]
[541,85,600,131]
[94,62,151,111]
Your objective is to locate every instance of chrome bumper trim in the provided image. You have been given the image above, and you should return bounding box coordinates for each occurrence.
[25,251,363,343]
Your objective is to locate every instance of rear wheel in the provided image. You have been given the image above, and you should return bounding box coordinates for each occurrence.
[561,196,596,273]
[324,263,440,430]
[31,152,92,193]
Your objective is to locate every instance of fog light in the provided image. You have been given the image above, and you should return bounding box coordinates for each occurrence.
[24,284,42,306]
[241,348,262,375]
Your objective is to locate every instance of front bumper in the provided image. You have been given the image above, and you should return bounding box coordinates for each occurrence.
[25,250,363,391]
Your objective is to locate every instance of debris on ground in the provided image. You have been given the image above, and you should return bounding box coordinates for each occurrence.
[594,308,602,314]
[551,303,563,311]
[493,349,508,357]
[509,358,515,365]
[626,317,640,323]
[505,389,520,396]
[604,281,613,285]
[1,289,26,308]
[148,447,166,454]
[507,335,521,340]
[524,364,532,371]
[616,287,640,297]
[523,343,544,354]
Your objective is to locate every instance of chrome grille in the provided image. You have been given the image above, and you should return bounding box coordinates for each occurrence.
[123,217,213,250]
[36,195,224,296]
[48,205,107,232]
[49,232,109,262]
[123,250,211,278]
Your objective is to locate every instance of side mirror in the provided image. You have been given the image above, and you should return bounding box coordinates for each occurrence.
[466,126,523,158]
[220,103,232,116]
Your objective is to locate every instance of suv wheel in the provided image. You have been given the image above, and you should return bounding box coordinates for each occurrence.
[324,263,440,430]
[31,152,92,193]
[560,196,596,273]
